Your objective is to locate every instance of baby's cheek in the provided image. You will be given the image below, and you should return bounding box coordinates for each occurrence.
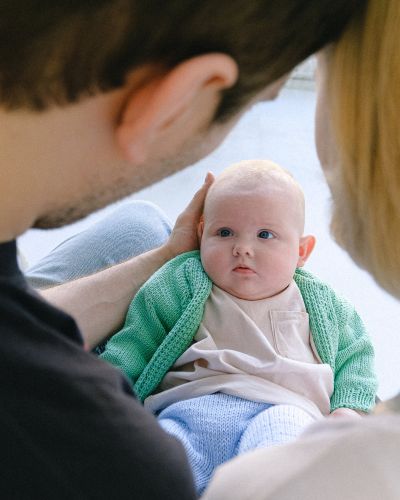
[207,264,222,284]
[206,260,229,290]
[200,250,218,280]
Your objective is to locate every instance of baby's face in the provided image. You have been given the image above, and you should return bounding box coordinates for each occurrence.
[199,184,307,300]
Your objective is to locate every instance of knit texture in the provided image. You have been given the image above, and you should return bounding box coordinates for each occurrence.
[158,394,313,495]
[101,251,377,410]
[101,251,212,400]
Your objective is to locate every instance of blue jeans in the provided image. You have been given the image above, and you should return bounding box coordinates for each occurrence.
[26,201,172,288]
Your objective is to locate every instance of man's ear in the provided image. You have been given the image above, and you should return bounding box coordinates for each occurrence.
[116,54,238,164]
[297,235,316,267]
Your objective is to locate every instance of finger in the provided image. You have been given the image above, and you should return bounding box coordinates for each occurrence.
[204,171,215,186]
[184,171,215,216]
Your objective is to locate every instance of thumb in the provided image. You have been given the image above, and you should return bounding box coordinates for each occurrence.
[185,172,214,219]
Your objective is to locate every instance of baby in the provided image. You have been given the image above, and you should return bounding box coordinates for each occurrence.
[102,160,377,494]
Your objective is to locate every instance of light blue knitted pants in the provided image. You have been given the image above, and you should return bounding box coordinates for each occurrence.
[158,393,315,495]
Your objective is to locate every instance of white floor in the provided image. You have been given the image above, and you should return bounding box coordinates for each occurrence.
[18,87,400,400]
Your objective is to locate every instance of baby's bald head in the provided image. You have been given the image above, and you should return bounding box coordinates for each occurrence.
[204,159,306,234]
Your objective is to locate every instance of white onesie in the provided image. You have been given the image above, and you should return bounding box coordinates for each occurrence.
[145,280,333,419]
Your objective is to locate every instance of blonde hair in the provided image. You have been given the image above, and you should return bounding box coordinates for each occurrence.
[327,0,400,297]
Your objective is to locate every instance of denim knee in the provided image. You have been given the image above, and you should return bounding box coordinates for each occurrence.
[26,200,172,288]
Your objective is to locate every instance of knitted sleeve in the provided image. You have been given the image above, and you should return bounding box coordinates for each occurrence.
[295,269,377,413]
[329,295,377,412]
[100,251,211,401]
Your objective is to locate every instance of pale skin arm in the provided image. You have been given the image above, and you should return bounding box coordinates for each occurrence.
[40,173,214,350]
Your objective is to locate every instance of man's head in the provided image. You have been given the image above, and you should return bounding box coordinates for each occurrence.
[1,1,365,117]
[198,160,315,300]
[0,1,365,239]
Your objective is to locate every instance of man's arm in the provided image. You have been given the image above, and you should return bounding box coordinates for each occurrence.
[40,173,214,349]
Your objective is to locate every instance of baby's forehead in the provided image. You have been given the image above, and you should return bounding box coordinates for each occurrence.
[203,164,305,230]
[208,169,303,203]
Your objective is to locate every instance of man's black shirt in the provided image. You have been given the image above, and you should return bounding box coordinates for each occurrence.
[0,240,195,499]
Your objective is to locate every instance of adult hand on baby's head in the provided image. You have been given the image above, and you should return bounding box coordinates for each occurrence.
[164,172,214,259]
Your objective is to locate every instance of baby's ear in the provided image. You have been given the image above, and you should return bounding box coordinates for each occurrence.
[297,235,316,267]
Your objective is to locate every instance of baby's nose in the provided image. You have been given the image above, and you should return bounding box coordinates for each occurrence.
[233,242,254,257]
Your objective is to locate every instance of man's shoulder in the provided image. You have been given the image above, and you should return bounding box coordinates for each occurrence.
[0,275,195,498]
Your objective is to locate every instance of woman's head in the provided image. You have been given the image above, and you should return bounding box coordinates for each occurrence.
[316,0,400,298]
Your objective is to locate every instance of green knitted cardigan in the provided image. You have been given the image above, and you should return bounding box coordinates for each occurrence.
[101,251,377,412]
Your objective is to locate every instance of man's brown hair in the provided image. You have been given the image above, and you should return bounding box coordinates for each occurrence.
[0,0,365,120]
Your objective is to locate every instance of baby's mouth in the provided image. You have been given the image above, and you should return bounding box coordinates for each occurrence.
[233,265,255,274]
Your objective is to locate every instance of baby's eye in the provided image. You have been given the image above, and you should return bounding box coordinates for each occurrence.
[258,230,274,239]
[217,228,233,237]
